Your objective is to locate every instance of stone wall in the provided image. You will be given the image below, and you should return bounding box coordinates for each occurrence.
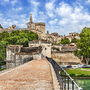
[0,28,27,33]
[6,45,23,69]
[51,52,81,65]
[35,25,45,35]
[6,54,33,69]
[52,45,62,51]
[6,45,42,69]
[28,40,51,57]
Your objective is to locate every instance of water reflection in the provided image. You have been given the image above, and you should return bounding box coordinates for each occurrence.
[75,79,90,90]
[65,79,90,90]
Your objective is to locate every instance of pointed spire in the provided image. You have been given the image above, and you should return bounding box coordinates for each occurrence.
[30,13,32,22]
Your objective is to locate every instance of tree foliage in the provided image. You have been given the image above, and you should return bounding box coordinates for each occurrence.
[0,30,38,61]
[16,38,29,47]
[71,38,77,43]
[74,27,90,64]
[0,41,6,61]
[60,38,70,44]
[0,24,3,28]
[52,47,60,51]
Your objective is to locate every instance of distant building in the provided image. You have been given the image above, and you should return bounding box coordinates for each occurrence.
[1,13,80,44]
[28,39,52,57]
[66,32,80,42]
[61,43,77,52]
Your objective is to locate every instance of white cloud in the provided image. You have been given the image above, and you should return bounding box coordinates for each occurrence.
[86,0,90,4]
[45,1,90,35]
[55,2,72,18]
[59,18,69,25]
[45,0,56,18]
[30,0,39,7]
[0,13,3,16]
[4,0,9,2]
[45,2,55,11]
[47,12,55,18]
[0,0,9,5]
[11,0,18,5]
[28,0,40,20]
[49,19,58,25]
[12,7,22,11]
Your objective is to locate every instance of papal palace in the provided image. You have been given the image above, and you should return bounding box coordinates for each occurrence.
[0,13,80,44]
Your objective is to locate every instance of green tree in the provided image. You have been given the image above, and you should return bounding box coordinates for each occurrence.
[74,27,90,65]
[0,30,38,61]
[4,36,20,45]
[0,24,3,28]
[16,38,29,47]
[60,38,70,44]
[52,47,60,51]
[0,31,9,40]
[71,38,77,43]
[0,41,6,61]
[28,31,38,41]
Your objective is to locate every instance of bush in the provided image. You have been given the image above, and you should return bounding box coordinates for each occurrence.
[70,74,76,77]
[61,38,70,44]
[52,47,60,51]
[77,74,90,77]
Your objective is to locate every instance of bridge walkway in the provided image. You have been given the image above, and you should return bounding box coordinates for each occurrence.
[0,58,54,90]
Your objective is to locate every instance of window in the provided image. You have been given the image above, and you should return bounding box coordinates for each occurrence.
[45,48,47,50]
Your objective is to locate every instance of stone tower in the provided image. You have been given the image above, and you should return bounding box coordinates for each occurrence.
[30,13,32,23]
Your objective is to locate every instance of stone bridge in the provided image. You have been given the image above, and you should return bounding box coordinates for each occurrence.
[0,58,59,90]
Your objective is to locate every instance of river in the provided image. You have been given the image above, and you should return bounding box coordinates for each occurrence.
[65,78,90,90]
[74,79,90,90]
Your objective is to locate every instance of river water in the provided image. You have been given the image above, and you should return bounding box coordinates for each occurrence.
[74,79,90,90]
[65,79,90,90]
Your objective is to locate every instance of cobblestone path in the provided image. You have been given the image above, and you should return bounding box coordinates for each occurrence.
[0,58,53,90]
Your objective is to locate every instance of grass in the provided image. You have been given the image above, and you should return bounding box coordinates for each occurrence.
[66,68,90,77]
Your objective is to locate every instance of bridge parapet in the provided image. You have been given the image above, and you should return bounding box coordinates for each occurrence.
[46,56,83,90]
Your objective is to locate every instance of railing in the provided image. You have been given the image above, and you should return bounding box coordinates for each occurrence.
[46,56,83,90]
[0,61,6,71]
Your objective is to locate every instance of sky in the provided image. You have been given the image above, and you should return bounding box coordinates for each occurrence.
[0,0,90,36]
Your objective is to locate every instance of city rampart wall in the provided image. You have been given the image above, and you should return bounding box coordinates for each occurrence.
[51,52,81,65]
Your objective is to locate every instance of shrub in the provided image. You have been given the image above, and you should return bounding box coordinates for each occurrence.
[70,74,76,77]
[52,47,60,51]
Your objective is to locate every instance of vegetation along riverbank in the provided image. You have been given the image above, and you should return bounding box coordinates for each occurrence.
[66,68,90,78]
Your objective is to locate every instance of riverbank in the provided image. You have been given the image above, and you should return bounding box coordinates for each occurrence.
[66,68,90,77]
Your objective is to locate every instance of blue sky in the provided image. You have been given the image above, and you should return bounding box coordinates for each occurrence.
[0,0,90,35]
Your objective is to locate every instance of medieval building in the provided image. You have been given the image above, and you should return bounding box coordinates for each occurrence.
[0,13,80,44]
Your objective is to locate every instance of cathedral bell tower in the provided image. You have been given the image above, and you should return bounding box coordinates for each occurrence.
[30,13,32,23]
